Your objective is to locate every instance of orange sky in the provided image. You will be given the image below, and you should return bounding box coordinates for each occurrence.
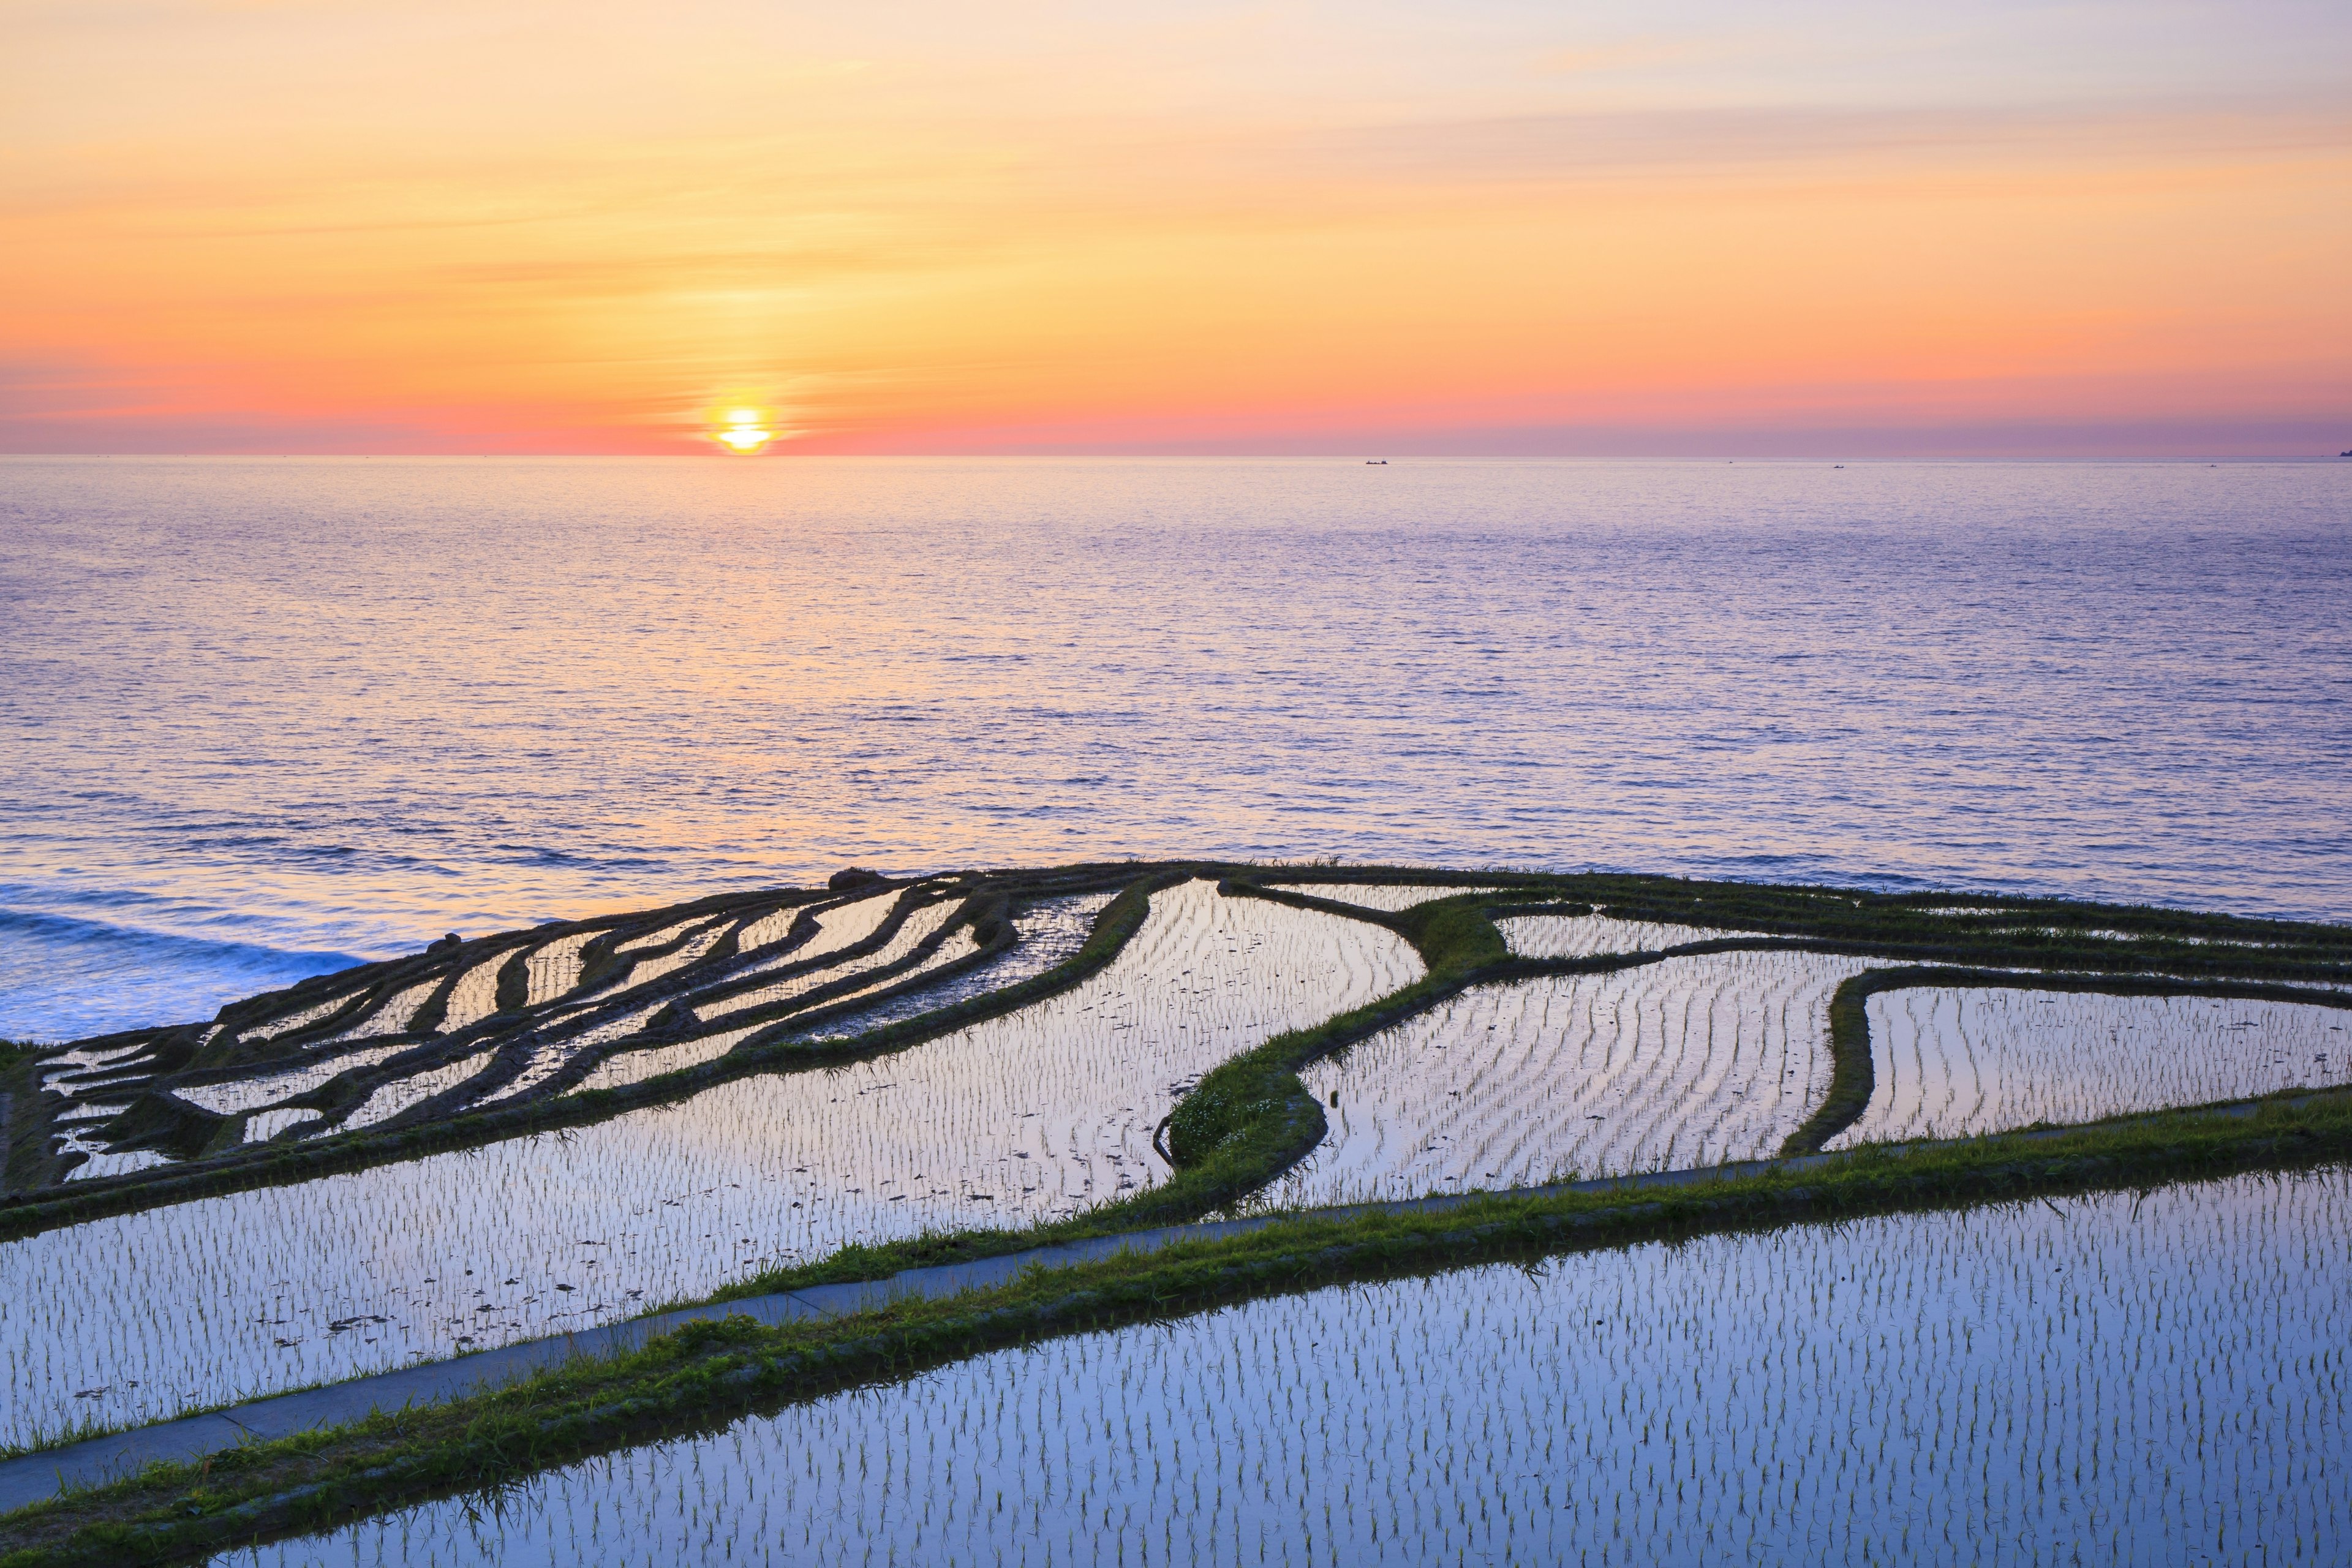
[5,2,2348,455]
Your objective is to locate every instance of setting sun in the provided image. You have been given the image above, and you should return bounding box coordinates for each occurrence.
[715,410,773,455]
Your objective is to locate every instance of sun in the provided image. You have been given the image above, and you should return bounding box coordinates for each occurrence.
[713,408,774,455]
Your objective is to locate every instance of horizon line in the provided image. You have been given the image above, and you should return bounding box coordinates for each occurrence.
[5,450,2347,463]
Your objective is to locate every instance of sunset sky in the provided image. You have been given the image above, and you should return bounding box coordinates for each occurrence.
[6,1,2347,456]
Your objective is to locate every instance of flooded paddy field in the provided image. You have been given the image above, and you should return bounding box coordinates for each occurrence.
[14,881,1157,1212]
[11,878,1200,1195]
[1830,987,2352,1148]
[790,893,1112,1040]
[8,864,2351,1553]
[0,881,1418,1446]
[1498,910,1773,959]
[219,1167,2352,1567]
[1270,949,1865,1204]
[1267,883,1502,913]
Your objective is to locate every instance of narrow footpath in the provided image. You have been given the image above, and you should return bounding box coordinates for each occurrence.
[0,1095,2296,1514]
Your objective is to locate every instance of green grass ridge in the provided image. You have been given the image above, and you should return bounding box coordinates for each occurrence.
[7,864,2352,1559]
[0,870,1168,1242]
[7,1088,2352,1565]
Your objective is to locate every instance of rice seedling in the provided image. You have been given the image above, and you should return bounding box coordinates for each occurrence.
[791,894,1116,1041]
[1831,986,2352,1148]
[339,1051,499,1131]
[722,890,903,981]
[431,956,511,1036]
[236,993,363,1045]
[1268,883,1503,913]
[168,1044,415,1117]
[1498,910,1768,959]
[0,880,1415,1445]
[1269,949,1871,1205]
[315,979,441,1045]
[695,899,955,1022]
[518,933,595,1008]
[216,1166,2352,1566]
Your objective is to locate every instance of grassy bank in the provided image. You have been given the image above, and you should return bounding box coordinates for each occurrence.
[0,871,1167,1241]
[1781,965,2352,1156]
[718,885,1509,1292]
[8,1088,2351,1566]
[13,864,2348,1238]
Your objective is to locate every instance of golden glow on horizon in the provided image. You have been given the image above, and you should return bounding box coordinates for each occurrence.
[715,409,774,455]
[5,3,2348,454]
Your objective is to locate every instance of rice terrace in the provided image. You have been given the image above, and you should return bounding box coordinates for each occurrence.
[2,861,2349,1564]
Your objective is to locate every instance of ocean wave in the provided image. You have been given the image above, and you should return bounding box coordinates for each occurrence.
[0,907,370,1046]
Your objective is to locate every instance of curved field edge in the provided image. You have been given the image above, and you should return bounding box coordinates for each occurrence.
[1781,967,2352,1157]
[0,871,1172,1243]
[20,913,2339,1474]
[633,882,2352,1293]
[7,1091,2352,1566]
[6,866,2345,1250]
[714,881,1509,1291]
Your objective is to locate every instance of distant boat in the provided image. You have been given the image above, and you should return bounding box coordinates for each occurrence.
[1365,459,1387,465]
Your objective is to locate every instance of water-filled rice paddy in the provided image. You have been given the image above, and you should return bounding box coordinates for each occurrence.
[341,1050,497,1130]
[1499,910,1765,959]
[318,978,438,1044]
[1268,949,1866,1205]
[562,1025,766,1095]
[31,887,967,1174]
[0,881,1418,1445]
[171,1044,413,1117]
[1269,883,1501,913]
[216,1167,2352,1566]
[431,954,510,1036]
[807,924,979,1010]
[238,993,356,1044]
[793,892,1116,1041]
[55,1145,172,1182]
[695,898,956,1022]
[615,923,726,991]
[727,888,897,974]
[1830,987,2352,1149]
[518,933,593,1008]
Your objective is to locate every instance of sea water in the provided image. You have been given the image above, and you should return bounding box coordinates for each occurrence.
[4,456,2346,1039]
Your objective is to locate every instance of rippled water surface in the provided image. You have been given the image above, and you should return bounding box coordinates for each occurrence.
[217,1167,2352,1567]
[4,456,2346,1038]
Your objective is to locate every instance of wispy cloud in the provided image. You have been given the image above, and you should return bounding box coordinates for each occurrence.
[6,2,2348,453]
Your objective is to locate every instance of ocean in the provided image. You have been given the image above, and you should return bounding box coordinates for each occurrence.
[2,455,2345,1042]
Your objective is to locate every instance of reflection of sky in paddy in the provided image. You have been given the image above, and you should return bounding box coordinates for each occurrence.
[225,1168,2352,1567]
[1275,948,1866,1205]
[1833,987,2352,1147]
[0,881,1422,1447]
